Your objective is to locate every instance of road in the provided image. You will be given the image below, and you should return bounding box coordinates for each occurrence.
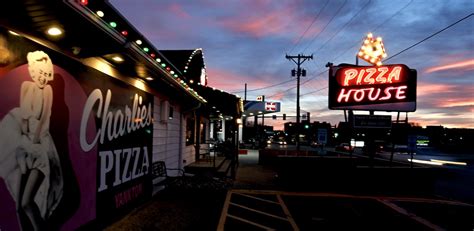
[376,147,474,204]
[262,144,474,204]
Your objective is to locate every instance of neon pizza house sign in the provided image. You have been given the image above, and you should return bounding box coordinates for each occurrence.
[328,64,417,112]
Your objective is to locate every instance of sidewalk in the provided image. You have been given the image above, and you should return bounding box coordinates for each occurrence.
[105,190,226,231]
[105,150,270,231]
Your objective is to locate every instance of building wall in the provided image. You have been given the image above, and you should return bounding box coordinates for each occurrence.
[0,28,163,230]
[152,99,187,177]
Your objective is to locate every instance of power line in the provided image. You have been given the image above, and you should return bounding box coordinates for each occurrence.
[331,0,414,63]
[231,0,358,95]
[300,0,348,53]
[230,65,323,95]
[301,87,328,97]
[266,87,295,99]
[372,0,413,33]
[233,1,331,95]
[287,0,330,54]
[314,0,372,54]
[231,79,294,94]
[302,10,472,115]
[233,4,327,95]
[385,13,474,62]
[266,70,328,99]
[229,0,413,96]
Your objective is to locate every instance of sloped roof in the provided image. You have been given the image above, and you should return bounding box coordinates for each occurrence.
[161,49,244,118]
[160,49,206,85]
[197,85,243,118]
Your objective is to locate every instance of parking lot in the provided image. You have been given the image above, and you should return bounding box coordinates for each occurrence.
[218,189,474,230]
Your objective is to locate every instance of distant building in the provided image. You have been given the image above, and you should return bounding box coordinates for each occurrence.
[284,121,332,145]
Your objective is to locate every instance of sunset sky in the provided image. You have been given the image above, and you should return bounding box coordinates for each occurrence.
[111,0,473,129]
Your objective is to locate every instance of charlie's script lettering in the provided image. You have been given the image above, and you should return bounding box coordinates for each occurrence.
[80,89,153,152]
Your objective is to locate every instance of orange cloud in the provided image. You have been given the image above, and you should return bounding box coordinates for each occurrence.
[218,2,320,38]
[417,83,474,108]
[439,100,474,108]
[415,120,474,129]
[409,115,474,129]
[417,84,454,96]
[206,68,268,92]
[425,59,474,73]
[268,92,285,101]
[168,3,191,19]
[220,10,289,38]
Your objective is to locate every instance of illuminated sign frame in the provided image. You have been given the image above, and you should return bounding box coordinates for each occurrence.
[265,102,278,112]
[244,101,281,113]
[328,64,417,112]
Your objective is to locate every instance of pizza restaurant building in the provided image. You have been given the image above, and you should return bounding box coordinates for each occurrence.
[0,1,241,230]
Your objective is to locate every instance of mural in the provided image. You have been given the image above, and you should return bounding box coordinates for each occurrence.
[0,27,153,230]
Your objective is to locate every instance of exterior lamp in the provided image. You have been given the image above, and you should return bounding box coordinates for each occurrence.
[47,26,63,36]
[111,56,124,62]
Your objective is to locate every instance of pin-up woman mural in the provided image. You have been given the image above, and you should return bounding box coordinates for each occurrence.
[0,51,63,230]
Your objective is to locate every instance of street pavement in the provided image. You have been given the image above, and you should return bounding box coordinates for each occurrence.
[105,148,474,230]
[375,147,474,205]
[218,189,473,230]
[221,148,474,230]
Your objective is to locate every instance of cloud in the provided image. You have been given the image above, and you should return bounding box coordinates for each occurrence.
[167,3,191,19]
[439,100,474,108]
[268,92,286,101]
[417,83,455,96]
[219,11,292,38]
[217,1,321,38]
[110,0,474,129]
[206,67,268,92]
[411,117,474,129]
[425,59,474,73]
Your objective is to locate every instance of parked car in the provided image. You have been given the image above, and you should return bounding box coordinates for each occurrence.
[272,137,287,145]
[310,141,323,148]
[335,143,353,152]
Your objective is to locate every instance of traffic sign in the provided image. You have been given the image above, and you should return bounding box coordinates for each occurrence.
[408,135,417,152]
[317,129,327,144]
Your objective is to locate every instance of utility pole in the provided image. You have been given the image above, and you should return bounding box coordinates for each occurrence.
[244,83,247,101]
[286,54,313,152]
[261,95,265,132]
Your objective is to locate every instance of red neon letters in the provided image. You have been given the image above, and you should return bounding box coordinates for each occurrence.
[338,66,403,86]
[335,65,409,104]
[337,86,407,103]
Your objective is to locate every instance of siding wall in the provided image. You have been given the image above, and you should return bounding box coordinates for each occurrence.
[152,98,198,177]
[152,98,183,177]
